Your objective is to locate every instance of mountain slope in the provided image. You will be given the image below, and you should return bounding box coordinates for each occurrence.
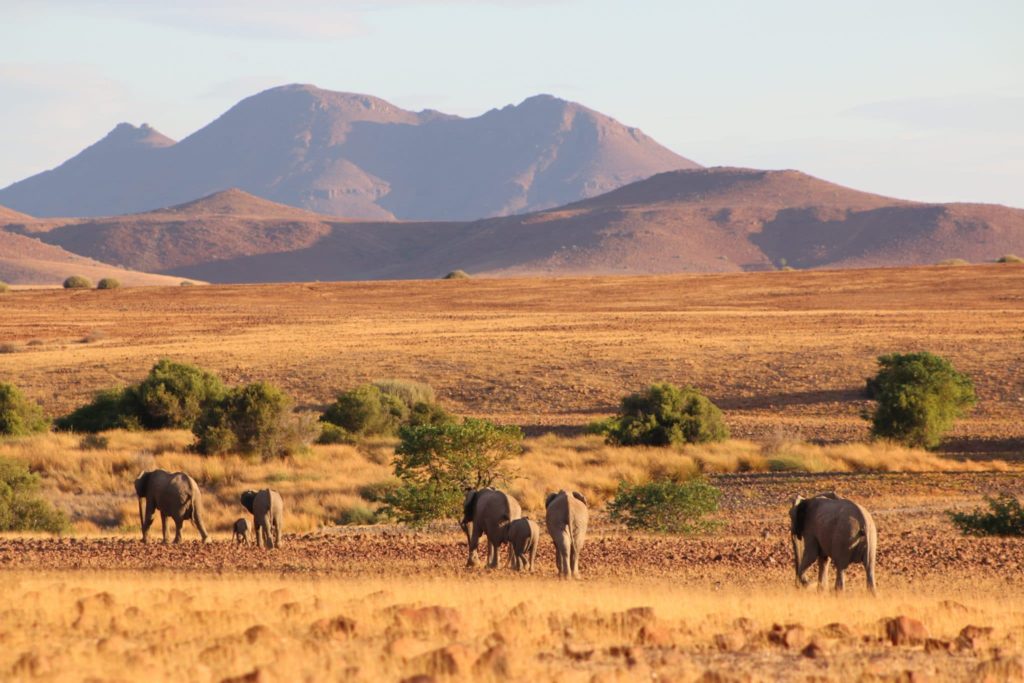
[10,168,1024,283]
[0,204,35,223]
[0,85,698,220]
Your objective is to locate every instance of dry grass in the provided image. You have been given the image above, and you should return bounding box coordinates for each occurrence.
[1,430,1012,535]
[0,571,1019,682]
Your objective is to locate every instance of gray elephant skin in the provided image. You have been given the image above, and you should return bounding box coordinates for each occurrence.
[545,490,588,579]
[240,489,284,549]
[507,517,539,571]
[232,518,250,544]
[134,469,209,544]
[461,488,522,568]
[790,492,877,592]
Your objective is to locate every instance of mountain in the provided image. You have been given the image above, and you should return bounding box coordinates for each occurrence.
[0,229,195,287]
[0,85,698,220]
[10,168,1024,283]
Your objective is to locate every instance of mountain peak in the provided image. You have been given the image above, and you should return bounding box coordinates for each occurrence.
[102,122,175,149]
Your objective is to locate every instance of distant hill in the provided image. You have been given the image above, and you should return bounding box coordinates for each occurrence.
[0,84,697,220]
[0,204,34,223]
[10,169,1024,283]
[0,229,194,287]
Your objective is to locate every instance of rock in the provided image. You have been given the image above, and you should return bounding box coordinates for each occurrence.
[713,631,746,652]
[219,669,271,683]
[73,592,117,630]
[414,643,476,676]
[956,624,994,651]
[817,622,853,640]
[801,642,824,659]
[308,615,356,641]
[564,641,596,661]
[244,624,275,645]
[768,624,806,650]
[925,638,954,654]
[387,636,432,661]
[474,643,510,677]
[884,616,928,646]
[394,605,462,636]
[974,656,1024,683]
[638,623,673,646]
[399,676,436,683]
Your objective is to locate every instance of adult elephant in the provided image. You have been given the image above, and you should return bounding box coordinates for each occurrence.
[240,489,284,549]
[134,469,209,544]
[545,490,589,579]
[790,492,877,592]
[461,488,521,568]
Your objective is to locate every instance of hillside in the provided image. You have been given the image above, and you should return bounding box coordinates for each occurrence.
[0,204,34,223]
[0,84,697,220]
[10,168,1024,283]
[0,230,195,286]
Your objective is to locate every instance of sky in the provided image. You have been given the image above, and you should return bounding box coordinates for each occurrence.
[2,0,1022,207]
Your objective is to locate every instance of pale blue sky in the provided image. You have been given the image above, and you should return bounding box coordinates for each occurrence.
[2,0,1022,207]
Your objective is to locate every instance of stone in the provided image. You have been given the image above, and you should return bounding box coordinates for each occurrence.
[884,616,928,646]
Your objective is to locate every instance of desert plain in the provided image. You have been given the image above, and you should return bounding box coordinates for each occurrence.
[1,264,1023,682]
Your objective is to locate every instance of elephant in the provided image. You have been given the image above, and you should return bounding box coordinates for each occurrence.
[240,489,284,549]
[461,488,522,568]
[545,490,589,579]
[790,492,877,592]
[507,517,539,571]
[232,518,250,544]
[134,469,209,544]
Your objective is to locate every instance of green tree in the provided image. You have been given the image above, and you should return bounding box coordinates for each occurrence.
[194,382,312,458]
[321,380,452,438]
[384,418,523,524]
[0,383,49,436]
[866,352,976,449]
[135,359,226,430]
[600,383,728,447]
[607,477,721,534]
[0,457,68,533]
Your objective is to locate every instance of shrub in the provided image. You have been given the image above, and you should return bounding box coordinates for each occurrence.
[866,352,976,449]
[0,457,68,533]
[936,258,970,266]
[78,433,110,450]
[997,254,1024,263]
[0,343,19,354]
[316,422,353,445]
[0,383,49,437]
[443,270,470,279]
[607,477,722,534]
[194,382,313,458]
[602,383,729,447]
[96,277,121,290]
[135,359,226,430]
[63,275,92,289]
[79,330,106,343]
[0,280,8,293]
[180,281,195,287]
[384,418,523,524]
[54,387,142,433]
[321,380,451,437]
[949,496,1024,536]
[358,479,400,503]
[337,504,379,525]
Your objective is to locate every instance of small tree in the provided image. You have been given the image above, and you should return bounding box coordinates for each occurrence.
[601,383,728,447]
[384,418,523,524]
[0,383,49,436]
[194,382,312,458]
[96,277,121,290]
[866,352,976,449]
[321,380,452,438]
[607,477,721,534]
[63,275,92,289]
[949,496,1024,537]
[135,359,226,430]
[0,457,68,533]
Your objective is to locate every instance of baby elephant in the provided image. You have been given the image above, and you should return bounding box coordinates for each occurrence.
[507,517,539,571]
[790,492,877,592]
[232,518,250,544]
[240,489,284,550]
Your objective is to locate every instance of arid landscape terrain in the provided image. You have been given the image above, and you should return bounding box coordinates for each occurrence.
[1,264,1023,681]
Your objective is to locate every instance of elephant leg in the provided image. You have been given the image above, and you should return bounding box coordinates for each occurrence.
[486,539,499,569]
[795,540,818,586]
[173,516,183,544]
[528,543,536,572]
[142,499,157,543]
[570,540,580,579]
[160,513,169,544]
[466,527,483,568]
[554,529,571,578]
[273,520,281,548]
[816,556,829,591]
[834,567,846,591]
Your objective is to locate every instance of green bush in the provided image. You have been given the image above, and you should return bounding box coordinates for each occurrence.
[135,359,226,430]
[321,380,452,437]
[607,477,722,534]
[337,504,380,525]
[357,479,400,503]
[63,275,92,289]
[997,254,1024,264]
[866,352,976,449]
[0,383,49,437]
[54,387,142,433]
[0,457,68,533]
[78,433,110,451]
[949,496,1024,536]
[383,418,523,524]
[601,383,729,447]
[0,280,8,293]
[442,270,471,279]
[316,422,354,445]
[194,382,313,458]
[96,277,121,290]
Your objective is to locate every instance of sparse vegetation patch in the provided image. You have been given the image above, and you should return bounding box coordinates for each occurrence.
[0,382,49,437]
[0,456,68,533]
[949,496,1024,536]
[607,477,722,534]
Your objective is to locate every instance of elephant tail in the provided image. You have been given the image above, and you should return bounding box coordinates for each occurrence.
[190,487,209,542]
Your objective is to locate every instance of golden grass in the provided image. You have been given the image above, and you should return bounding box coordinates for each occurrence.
[0,571,1019,682]
[0,430,1012,535]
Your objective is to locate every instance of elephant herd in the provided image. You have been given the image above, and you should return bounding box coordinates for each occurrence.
[133,468,878,591]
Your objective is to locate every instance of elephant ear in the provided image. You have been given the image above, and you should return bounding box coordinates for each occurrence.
[571,491,588,506]
[134,471,150,498]
[545,492,558,509]
[790,496,808,540]
[240,490,257,514]
[461,490,479,524]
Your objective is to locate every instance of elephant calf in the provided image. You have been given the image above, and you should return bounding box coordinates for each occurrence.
[233,518,250,544]
[790,492,877,592]
[461,488,522,569]
[241,489,284,550]
[135,469,209,544]
[545,490,588,579]
[508,517,539,571]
